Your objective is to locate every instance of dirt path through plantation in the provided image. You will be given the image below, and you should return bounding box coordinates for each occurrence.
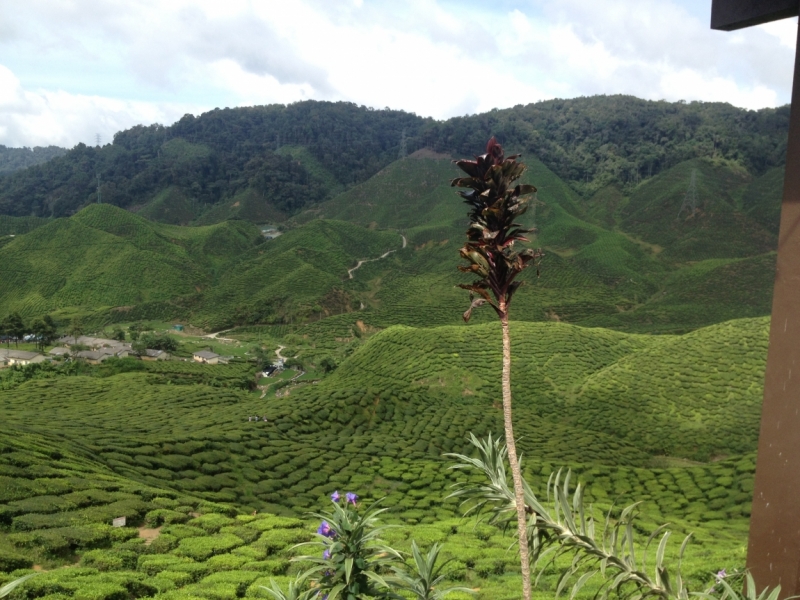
[202,328,237,342]
[138,526,161,545]
[347,233,406,280]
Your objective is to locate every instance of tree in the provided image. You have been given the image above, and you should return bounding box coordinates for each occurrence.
[250,345,272,370]
[451,137,543,600]
[131,339,147,356]
[0,316,8,348]
[111,327,125,342]
[2,313,26,348]
[319,356,338,373]
[134,333,178,354]
[68,317,84,346]
[30,315,57,351]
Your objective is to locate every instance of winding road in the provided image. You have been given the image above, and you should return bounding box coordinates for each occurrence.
[202,328,237,343]
[347,234,407,279]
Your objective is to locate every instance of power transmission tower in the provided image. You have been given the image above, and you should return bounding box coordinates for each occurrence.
[676,169,698,220]
[95,133,101,147]
[398,129,407,159]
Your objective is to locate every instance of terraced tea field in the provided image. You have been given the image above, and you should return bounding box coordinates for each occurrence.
[0,423,747,600]
[0,317,765,599]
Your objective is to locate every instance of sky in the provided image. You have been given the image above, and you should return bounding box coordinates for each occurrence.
[0,0,797,149]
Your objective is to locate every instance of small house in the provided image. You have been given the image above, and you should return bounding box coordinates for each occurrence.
[142,349,169,361]
[75,350,111,365]
[49,347,70,357]
[3,350,46,366]
[193,350,220,365]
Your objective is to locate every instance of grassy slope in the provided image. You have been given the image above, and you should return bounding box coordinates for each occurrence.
[0,152,780,332]
[193,220,404,329]
[290,153,776,333]
[618,158,776,261]
[0,216,50,236]
[0,205,263,319]
[283,317,767,463]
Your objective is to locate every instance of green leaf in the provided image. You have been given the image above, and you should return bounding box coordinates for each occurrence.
[0,575,36,599]
[344,556,353,584]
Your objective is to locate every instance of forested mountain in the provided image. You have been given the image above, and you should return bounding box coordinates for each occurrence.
[0,103,426,220]
[0,96,788,222]
[429,96,789,195]
[0,144,66,176]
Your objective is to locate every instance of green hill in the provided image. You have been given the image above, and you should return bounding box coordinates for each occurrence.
[289,150,774,333]
[282,317,767,464]
[0,319,765,518]
[0,148,781,334]
[0,204,262,319]
[0,97,788,227]
[0,145,66,176]
[618,158,776,261]
[192,219,404,329]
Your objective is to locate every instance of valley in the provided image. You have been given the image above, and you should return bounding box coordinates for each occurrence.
[0,97,787,599]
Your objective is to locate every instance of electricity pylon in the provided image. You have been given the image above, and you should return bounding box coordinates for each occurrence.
[677,169,698,219]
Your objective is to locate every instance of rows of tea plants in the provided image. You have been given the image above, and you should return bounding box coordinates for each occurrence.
[0,215,49,236]
[620,158,776,262]
[567,317,768,460]
[0,318,766,526]
[0,429,233,569]
[0,426,750,600]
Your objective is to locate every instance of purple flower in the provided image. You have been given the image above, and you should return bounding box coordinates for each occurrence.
[323,548,331,559]
[346,492,358,505]
[716,570,727,583]
[317,521,335,538]
[331,490,340,503]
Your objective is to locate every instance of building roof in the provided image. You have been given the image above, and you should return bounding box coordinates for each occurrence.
[145,349,166,358]
[0,349,43,360]
[75,350,110,361]
[193,350,220,359]
[49,347,70,355]
[59,335,128,349]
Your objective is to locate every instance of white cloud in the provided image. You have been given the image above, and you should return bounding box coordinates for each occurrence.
[0,0,796,147]
[0,65,196,148]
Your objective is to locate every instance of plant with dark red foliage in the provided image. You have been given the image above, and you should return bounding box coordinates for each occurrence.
[451,137,543,323]
[452,137,543,600]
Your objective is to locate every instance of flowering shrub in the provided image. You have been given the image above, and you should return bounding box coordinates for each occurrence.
[294,491,400,599]
[264,491,473,600]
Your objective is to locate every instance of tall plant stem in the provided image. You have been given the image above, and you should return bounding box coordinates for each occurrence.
[500,303,531,600]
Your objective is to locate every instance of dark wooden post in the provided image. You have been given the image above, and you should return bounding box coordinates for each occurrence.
[712,1,800,597]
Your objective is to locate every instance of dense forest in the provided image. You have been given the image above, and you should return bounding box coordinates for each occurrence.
[0,96,789,220]
[0,144,66,176]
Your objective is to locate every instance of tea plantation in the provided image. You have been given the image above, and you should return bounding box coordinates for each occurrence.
[0,315,766,599]
[0,138,785,599]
